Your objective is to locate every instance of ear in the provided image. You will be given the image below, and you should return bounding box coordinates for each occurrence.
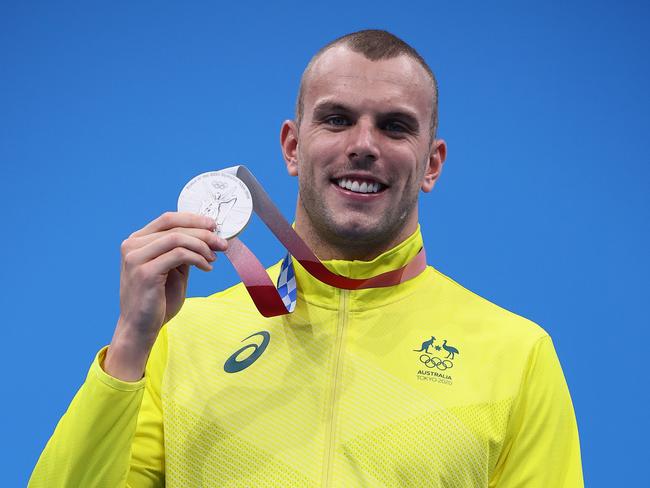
[421,138,447,193]
[280,120,299,176]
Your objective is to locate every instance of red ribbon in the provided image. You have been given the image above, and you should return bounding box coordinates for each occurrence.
[220,166,427,317]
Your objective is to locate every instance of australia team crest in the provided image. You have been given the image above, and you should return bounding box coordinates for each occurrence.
[413,335,460,385]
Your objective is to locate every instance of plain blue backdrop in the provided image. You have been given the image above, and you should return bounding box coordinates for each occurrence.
[2,1,648,486]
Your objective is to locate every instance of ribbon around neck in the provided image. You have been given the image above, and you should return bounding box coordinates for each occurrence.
[218,166,427,317]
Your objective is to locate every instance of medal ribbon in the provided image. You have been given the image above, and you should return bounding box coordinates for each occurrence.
[220,166,427,317]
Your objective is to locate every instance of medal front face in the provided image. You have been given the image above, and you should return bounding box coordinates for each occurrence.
[178,171,253,239]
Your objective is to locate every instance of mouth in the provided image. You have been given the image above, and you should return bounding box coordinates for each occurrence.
[331,175,387,194]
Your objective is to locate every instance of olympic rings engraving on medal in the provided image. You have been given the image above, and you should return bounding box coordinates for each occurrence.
[419,354,453,370]
[178,171,253,239]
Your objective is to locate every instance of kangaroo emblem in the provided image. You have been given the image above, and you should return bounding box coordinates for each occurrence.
[414,336,436,353]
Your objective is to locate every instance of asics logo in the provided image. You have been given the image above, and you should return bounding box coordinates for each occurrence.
[224,331,270,373]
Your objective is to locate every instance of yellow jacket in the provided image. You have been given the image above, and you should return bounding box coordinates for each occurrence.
[30,228,583,487]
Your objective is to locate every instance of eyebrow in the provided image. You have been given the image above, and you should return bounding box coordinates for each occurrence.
[311,100,421,131]
[312,101,352,119]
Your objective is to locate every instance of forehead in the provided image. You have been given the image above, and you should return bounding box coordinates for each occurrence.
[302,46,433,119]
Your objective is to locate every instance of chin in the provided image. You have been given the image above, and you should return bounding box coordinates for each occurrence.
[325,220,392,248]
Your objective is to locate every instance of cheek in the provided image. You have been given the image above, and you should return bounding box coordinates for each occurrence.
[383,146,421,180]
[300,135,341,170]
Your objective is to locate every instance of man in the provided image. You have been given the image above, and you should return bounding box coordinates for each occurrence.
[30,30,583,487]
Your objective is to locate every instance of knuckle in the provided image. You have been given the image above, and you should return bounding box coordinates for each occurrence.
[172,247,189,260]
[120,239,130,256]
[122,250,135,268]
[167,232,183,247]
[160,212,174,225]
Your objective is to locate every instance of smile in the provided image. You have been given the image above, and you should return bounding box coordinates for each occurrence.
[333,177,385,194]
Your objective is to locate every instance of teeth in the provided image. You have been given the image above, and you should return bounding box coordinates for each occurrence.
[335,178,382,194]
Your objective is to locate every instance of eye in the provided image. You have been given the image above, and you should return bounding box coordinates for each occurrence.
[325,115,349,127]
[383,121,408,133]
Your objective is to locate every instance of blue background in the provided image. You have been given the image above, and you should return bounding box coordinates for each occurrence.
[2,1,648,485]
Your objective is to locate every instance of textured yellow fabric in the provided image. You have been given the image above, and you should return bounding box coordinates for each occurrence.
[30,228,583,487]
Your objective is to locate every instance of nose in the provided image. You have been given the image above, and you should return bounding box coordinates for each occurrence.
[346,117,379,164]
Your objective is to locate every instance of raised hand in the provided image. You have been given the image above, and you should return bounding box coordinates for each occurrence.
[104,212,227,381]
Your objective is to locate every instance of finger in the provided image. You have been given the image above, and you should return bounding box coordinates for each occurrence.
[126,232,218,267]
[131,212,216,238]
[130,227,228,252]
[144,247,213,276]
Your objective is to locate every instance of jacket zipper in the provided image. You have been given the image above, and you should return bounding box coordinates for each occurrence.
[322,288,349,487]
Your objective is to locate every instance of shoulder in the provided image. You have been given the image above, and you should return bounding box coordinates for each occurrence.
[421,265,549,343]
[412,266,552,387]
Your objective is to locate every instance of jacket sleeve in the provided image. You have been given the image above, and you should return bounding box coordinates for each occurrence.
[29,326,168,487]
[490,335,584,487]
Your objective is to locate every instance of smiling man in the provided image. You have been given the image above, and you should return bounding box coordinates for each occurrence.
[31,30,583,487]
[281,42,446,261]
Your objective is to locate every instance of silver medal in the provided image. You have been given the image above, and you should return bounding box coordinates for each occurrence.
[178,171,253,239]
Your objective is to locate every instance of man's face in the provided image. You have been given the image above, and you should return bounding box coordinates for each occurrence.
[282,46,445,256]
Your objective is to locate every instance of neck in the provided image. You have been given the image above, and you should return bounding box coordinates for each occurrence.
[294,209,419,262]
